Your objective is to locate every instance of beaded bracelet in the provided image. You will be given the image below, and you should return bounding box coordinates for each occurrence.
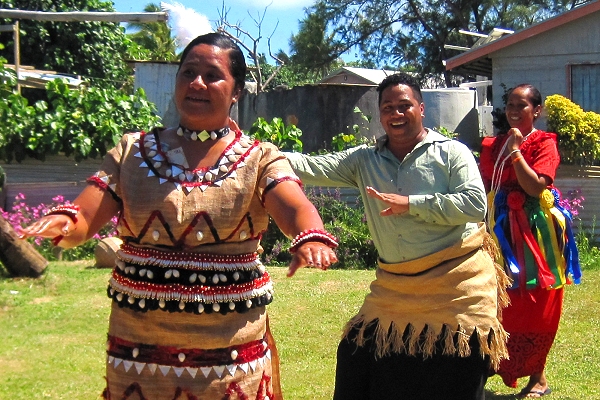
[45,204,80,246]
[45,204,80,223]
[289,228,339,253]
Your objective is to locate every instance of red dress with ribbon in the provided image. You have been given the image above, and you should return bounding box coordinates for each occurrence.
[479,130,581,388]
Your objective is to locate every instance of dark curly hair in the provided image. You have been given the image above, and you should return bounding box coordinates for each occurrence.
[377,72,423,105]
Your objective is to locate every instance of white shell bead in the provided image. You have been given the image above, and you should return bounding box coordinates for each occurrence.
[139,299,146,309]
[179,301,185,310]
[146,270,154,279]
[231,350,238,360]
[116,293,123,302]
[219,165,228,173]
[212,274,219,284]
[219,274,227,283]
[228,302,235,310]
[139,269,147,277]
[159,299,166,308]
[212,303,220,312]
[233,272,240,281]
[147,150,156,157]
[205,171,214,181]
[239,231,248,240]
[189,273,197,283]
[152,230,160,241]
[246,299,252,308]
[198,303,204,313]
[196,231,204,241]
[165,269,173,279]
[178,173,186,181]
[172,269,180,278]
[132,348,139,358]
[116,260,125,270]
[165,169,172,177]
[210,131,217,140]
[128,296,135,304]
[198,274,206,283]
[153,161,162,169]
[177,127,184,136]
[178,353,186,362]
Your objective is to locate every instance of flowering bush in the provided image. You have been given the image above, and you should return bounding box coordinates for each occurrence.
[559,189,585,219]
[1,193,117,261]
[545,94,600,165]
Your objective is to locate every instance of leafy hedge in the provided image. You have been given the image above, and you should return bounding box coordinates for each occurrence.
[545,94,600,165]
[0,72,160,162]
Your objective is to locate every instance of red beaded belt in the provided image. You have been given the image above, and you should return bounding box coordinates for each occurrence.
[107,334,271,377]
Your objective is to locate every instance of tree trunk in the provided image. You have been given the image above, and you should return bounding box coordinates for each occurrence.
[0,215,47,277]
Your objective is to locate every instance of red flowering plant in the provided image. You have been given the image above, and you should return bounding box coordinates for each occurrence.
[1,193,117,261]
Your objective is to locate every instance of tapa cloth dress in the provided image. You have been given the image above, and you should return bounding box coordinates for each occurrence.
[479,130,581,387]
[91,128,299,399]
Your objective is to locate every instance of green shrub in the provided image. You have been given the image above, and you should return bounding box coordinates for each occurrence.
[261,187,378,270]
[248,117,303,152]
[330,107,375,152]
[545,94,600,165]
[0,78,161,162]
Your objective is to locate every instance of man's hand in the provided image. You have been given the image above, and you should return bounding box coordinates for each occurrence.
[366,186,409,216]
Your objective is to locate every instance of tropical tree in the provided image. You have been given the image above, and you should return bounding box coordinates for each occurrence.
[126,2,177,62]
[290,0,592,86]
[289,3,345,79]
[0,0,132,88]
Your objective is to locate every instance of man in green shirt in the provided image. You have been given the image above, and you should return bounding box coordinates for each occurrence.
[286,72,509,400]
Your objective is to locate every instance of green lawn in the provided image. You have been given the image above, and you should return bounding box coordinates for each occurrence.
[1,262,598,399]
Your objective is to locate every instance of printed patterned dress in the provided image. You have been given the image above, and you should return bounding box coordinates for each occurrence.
[90,128,299,399]
[479,130,581,388]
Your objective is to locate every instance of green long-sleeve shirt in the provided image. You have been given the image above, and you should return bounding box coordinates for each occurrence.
[286,129,487,263]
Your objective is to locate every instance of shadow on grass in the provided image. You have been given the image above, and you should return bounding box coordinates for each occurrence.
[486,390,517,399]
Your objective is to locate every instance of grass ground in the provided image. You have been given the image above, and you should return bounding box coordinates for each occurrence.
[1,262,598,399]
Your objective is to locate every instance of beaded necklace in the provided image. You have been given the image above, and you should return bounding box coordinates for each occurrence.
[176,125,230,141]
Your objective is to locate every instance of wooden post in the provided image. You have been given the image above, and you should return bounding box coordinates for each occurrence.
[0,214,48,277]
[14,21,20,94]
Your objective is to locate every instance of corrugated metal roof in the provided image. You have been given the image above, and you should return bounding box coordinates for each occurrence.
[320,67,398,85]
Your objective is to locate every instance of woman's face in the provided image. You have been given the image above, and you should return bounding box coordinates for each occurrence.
[174,43,240,131]
[505,87,541,132]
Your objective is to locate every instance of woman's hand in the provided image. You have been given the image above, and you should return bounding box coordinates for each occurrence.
[507,128,525,151]
[287,242,338,277]
[366,186,409,216]
[16,214,76,240]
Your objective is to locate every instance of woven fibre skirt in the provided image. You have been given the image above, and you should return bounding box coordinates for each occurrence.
[103,302,275,399]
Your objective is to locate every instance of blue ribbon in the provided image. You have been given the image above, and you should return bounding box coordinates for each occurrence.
[552,189,582,284]
[493,190,520,288]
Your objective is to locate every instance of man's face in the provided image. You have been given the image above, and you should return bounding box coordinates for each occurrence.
[379,84,425,141]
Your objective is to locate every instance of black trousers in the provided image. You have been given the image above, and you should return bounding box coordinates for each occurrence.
[333,324,490,400]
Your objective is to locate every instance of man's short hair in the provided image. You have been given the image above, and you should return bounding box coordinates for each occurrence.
[377,73,423,105]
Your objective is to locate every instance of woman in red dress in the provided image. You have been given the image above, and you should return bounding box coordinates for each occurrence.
[479,84,581,398]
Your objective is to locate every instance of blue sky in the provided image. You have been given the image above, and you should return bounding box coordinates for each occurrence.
[111,0,314,58]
